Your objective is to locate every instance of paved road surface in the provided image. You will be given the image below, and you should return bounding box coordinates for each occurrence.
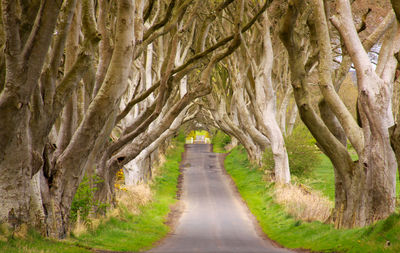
[148,144,293,253]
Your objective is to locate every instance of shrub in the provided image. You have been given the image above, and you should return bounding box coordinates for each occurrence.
[176,129,186,143]
[70,175,105,224]
[212,130,231,147]
[263,125,321,176]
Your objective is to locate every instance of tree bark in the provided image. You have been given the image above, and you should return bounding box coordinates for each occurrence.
[330,0,397,224]
[0,0,63,228]
[45,0,136,238]
[253,12,290,184]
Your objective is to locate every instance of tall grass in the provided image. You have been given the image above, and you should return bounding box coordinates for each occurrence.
[274,184,332,222]
[0,228,91,253]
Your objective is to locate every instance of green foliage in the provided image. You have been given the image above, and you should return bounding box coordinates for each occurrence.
[211,130,231,152]
[263,125,321,176]
[176,129,186,143]
[297,154,335,200]
[70,175,107,224]
[185,130,211,143]
[186,130,196,140]
[225,145,400,253]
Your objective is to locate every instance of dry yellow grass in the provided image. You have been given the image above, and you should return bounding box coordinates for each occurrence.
[116,184,153,215]
[71,212,87,237]
[72,184,153,236]
[274,183,333,223]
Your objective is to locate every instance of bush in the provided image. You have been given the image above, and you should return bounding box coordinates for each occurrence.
[211,130,231,147]
[263,125,321,176]
[70,175,106,224]
[175,129,186,143]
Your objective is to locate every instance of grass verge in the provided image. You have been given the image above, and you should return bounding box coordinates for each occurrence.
[0,228,92,253]
[225,145,400,253]
[73,140,183,251]
[0,139,183,253]
[297,154,400,202]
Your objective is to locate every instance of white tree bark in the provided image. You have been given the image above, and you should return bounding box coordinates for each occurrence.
[254,13,290,184]
[286,102,298,136]
[124,105,189,185]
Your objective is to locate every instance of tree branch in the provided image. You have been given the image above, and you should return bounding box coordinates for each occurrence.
[143,0,155,22]
[2,0,21,61]
[312,0,364,153]
[172,0,269,75]
[330,0,373,74]
[142,0,176,42]
[52,53,91,122]
[22,0,62,66]
[116,79,159,123]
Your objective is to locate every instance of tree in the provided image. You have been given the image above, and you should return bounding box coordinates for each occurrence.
[280,0,399,228]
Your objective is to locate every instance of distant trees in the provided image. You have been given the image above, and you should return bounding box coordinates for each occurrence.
[206,9,290,184]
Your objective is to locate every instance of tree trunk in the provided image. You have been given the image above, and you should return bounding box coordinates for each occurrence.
[280,0,397,228]
[0,0,63,228]
[286,102,298,136]
[329,0,397,224]
[277,88,292,135]
[232,82,270,150]
[44,0,136,238]
[254,12,290,184]
[0,129,32,227]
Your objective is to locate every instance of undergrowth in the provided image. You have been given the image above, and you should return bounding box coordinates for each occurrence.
[274,184,332,223]
[263,125,321,176]
[212,130,231,153]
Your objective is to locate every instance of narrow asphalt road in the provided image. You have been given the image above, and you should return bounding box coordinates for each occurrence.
[148,144,294,253]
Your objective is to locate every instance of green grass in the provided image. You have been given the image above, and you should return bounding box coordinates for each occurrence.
[296,154,336,200]
[74,140,183,251]
[297,153,400,201]
[224,145,400,253]
[0,139,184,253]
[0,229,92,253]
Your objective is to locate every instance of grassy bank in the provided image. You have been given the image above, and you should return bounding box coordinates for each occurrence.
[225,145,400,253]
[0,139,184,253]
[0,230,92,253]
[298,154,400,201]
[74,140,183,251]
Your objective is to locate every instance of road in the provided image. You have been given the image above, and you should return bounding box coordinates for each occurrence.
[148,144,293,253]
